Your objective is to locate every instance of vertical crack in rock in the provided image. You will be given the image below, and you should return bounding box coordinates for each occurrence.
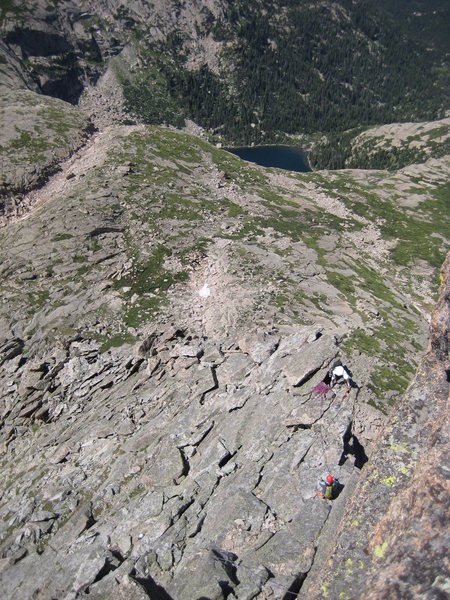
[179,420,215,449]
[85,549,125,591]
[291,438,316,471]
[187,513,206,539]
[282,573,308,599]
[251,454,274,496]
[177,447,190,478]
[292,365,321,388]
[211,548,240,585]
[126,357,145,377]
[292,502,334,597]
[218,449,234,469]
[77,502,96,535]
[314,395,336,423]
[199,366,219,405]
[167,497,195,526]
[253,530,276,552]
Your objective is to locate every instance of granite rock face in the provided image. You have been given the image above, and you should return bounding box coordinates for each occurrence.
[0,3,449,597]
[300,253,450,600]
[0,322,365,599]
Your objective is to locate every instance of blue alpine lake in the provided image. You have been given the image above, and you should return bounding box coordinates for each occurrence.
[226,145,310,173]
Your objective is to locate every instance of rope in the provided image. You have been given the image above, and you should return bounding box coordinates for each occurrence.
[318,384,333,475]
[314,379,349,475]
[315,380,349,502]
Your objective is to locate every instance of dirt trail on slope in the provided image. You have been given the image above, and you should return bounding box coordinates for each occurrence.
[1,133,98,228]
[0,126,142,228]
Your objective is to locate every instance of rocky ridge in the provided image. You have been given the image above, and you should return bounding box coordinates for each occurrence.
[0,117,447,598]
[1,321,368,599]
[0,2,449,598]
[1,123,445,404]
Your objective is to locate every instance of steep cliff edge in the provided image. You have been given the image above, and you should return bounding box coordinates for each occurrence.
[301,253,449,600]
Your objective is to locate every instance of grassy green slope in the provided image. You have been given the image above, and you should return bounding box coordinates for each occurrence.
[0,89,90,198]
[1,120,447,413]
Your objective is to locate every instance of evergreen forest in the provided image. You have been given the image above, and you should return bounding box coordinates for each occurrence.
[122,0,449,167]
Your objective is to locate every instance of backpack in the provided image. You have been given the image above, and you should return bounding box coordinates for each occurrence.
[329,359,342,379]
[343,364,353,378]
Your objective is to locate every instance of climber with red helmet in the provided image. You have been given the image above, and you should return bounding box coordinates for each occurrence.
[318,474,340,500]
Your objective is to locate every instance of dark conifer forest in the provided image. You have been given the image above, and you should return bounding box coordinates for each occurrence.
[123,0,449,166]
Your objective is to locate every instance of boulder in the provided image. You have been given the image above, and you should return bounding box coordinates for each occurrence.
[282,334,337,387]
[238,331,280,364]
[215,352,255,385]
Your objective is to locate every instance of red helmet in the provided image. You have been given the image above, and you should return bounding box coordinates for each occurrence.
[326,474,333,484]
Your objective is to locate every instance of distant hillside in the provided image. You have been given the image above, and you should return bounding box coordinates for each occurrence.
[123,0,449,144]
[1,0,448,152]
[375,0,450,54]
[307,117,450,170]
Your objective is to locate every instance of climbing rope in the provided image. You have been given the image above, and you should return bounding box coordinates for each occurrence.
[317,383,333,476]
[314,378,349,501]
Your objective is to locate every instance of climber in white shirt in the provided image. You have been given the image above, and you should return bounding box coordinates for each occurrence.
[330,364,352,390]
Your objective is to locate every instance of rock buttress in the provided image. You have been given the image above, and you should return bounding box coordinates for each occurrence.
[300,251,450,600]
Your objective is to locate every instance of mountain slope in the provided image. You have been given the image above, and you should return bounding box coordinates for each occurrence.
[0,118,448,598]
[0,2,449,598]
[1,0,448,147]
[1,123,447,405]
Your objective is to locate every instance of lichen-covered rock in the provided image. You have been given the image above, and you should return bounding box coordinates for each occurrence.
[300,252,450,600]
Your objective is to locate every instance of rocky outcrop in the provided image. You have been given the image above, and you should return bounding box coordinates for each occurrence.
[1,2,115,104]
[0,322,368,599]
[300,252,449,599]
[0,88,93,223]
[0,0,225,106]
